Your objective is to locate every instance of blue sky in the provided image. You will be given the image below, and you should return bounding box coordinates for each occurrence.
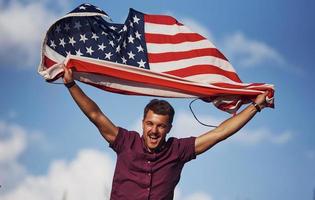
[0,0,314,199]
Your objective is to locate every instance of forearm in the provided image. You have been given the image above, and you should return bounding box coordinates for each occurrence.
[67,82,102,121]
[215,103,258,141]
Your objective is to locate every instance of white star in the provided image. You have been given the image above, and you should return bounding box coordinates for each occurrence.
[91,33,99,41]
[137,59,146,68]
[109,40,115,47]
[79,6,86,10]
[98,43,106,51]
[50,40,56,49]
[79,34,88,43]
[116,45,121,53]
[101,31,108,35]
[123,40,127,48]
[128,35,135,43]
[127,51,135,59]
[66,51,71,56]
[105,52,113,60]
[86,46,94,55]
[59,38,66,47]
[64,24,70,31]
[117,36,122,42]
[133,15,140,24]
[122,25,127,32]
[55,25,61,33]
[121,56,127,64]
[68,37,76,46]
[129,21,134,27]
[136,45,144,52]
[75,49,83,56]
[135,31,141,39]
[74,21,82,30]
[109,26,117,31]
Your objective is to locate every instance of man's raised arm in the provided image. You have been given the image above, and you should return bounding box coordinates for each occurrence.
[195,92,269,155]
[63,66,118,144]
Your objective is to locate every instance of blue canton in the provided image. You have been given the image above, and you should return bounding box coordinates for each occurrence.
[46,4,149,69]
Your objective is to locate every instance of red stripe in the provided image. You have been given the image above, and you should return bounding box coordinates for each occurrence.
[145,33,205,44]
[44,56,57,68]
[144,14,183,25]
[148,48,228,63]
[164,65,242,83]
[66,58,260,96]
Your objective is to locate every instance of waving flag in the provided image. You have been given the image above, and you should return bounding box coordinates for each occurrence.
[38,3,274,113]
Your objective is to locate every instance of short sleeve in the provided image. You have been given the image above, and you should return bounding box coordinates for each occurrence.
[177,137,196,163]
[109,127,138,154]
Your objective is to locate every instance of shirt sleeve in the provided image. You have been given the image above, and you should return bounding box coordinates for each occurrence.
[109,127,137,154]
[177,136,197,163]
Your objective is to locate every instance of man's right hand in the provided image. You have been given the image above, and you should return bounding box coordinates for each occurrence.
[62,65,74,84]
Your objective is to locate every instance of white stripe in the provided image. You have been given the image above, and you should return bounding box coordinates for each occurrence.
[44,45,66,62]
[76,72,197,98]
[145,22,194,35]
[146,39,216,53]
[149,56,235,73]
[183,74,241,84]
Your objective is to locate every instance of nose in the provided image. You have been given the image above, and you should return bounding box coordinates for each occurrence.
[151,125,158,133]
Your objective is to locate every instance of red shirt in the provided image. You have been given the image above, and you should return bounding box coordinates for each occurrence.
[109,127,196,200]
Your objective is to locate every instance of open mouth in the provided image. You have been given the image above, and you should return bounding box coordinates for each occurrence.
[148,134,159,144]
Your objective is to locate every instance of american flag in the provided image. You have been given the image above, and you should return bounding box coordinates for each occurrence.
[38,3,274,113]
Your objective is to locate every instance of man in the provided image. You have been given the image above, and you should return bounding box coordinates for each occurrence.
[63,66,269,200]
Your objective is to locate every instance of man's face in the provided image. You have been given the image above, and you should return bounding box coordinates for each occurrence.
[142,109,172,152]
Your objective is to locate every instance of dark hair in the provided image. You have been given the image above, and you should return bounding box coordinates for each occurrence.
[143,99,175,124]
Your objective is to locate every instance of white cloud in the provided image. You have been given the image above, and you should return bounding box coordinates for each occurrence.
[0,0,66,69]
[0,149,115,200]
[0,120,28,191]
[232,128,293,145]
[221,31,285,68]
[182,18,215,41]
[175,188,213,200]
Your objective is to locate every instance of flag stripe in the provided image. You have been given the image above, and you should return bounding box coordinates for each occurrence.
[145,23,195,35]
[149,56,235,73]
[145,33,205,44]
[146,39,216,53]
[164,65,241,82]
[148,48,228,63]
[144,14,183,25]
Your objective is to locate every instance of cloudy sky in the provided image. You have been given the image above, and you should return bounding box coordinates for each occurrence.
[0,0,314,200]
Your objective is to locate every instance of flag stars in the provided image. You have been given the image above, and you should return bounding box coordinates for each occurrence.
[129,20,134,27]
[98,43,106,51]
[133,15,140,24]
[79,6,86,10]
[109,26,117,31]
[121,56,127,64]
[128,35,135,43]
[55,25,61,33]
[127,51,135,59]
[79,34,88,43]
[105,52,113,60]
[75,49,83,56]
[137,45,144,52]
[74,21,82,30]
[91,33,99,41]
[86,46,94,55]
[64,23,70,31]
[137,59,146,68]
[109,40,115,47]
[116,45,121,53]
[135,31,141,39]
[69,37,76,46]
[59,38,66,47]
[122,25,127,32]
[50,40,56,49]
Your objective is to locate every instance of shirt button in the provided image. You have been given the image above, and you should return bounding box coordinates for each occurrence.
[147,161,151,164]
[147,187,150,191]
[148,173,151,176]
